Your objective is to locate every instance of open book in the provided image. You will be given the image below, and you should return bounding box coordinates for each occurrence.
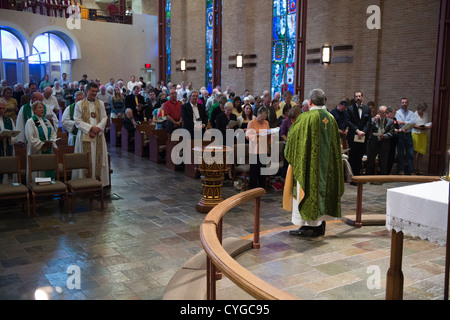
[0,130,20,138]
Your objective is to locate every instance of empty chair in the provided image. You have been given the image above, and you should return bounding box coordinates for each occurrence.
[0,156,30,217]
[27,153,68,217]
[63,152,104,214]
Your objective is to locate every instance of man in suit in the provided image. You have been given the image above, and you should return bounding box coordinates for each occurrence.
[122,108,140,150]
[347,91,371,182]
[125,85,146,122]
[181,90,208,139]
[365,106,395,177]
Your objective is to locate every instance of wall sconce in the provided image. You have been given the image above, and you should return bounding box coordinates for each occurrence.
[321,45,332,64]
[236,53,244,69]
[180,58,186,72]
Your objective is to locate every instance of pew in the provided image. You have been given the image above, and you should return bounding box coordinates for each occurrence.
[149,128,168,164]
[165,133,183,171]
[134,123,153,157]
[109,118,123,147]
[121,126,134,152]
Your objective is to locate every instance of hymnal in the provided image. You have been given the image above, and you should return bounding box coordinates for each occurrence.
[35,177,51,185]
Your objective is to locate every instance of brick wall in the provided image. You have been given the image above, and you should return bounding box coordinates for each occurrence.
[170,0,206,89]
[168,0,443,170]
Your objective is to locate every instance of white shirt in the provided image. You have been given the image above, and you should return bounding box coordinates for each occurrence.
[43,95,60,112]
[127,81,139,93]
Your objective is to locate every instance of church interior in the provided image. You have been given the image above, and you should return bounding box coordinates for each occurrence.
[0,0,450,302]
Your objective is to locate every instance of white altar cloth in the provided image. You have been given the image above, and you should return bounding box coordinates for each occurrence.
[386,181,449,246]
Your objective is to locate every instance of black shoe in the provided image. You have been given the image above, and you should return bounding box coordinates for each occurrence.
[289,222,326,237]
[350,182,357,186]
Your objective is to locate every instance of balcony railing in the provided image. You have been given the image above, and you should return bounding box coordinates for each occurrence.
[0,1,132,25]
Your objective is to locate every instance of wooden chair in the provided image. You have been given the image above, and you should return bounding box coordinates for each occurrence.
[56,143,75,181]
[13,143,27,182]
[28,153,68,217]
[0,156,30,217]
[63,152,104,214]
[150,129,168,164]
[109,118,123,147]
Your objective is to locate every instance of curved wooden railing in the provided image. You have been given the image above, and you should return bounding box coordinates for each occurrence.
[200,188,299,300]
[351,175,441,228]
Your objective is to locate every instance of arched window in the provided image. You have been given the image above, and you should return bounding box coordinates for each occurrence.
[271,0,297,96]
[0,28,25,86]
[29,32,71,86]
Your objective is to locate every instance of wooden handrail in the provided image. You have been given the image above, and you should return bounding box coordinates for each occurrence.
[200,188,299,300]
[351,175,441,228]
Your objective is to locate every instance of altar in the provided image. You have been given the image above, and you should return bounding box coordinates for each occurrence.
[385,180,449,300]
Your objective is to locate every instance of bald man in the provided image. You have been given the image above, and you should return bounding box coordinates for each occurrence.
[42,86,60,114]
[365,105,395,176]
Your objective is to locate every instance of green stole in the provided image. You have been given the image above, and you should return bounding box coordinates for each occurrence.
[284,109,344,221]
[23,102,48,125]
[0,116,13,156]
[69,103,78,145]
[32,114,55,180]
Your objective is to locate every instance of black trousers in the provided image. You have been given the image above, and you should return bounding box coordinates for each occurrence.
[249,154,266,189]
[348,140,367,176]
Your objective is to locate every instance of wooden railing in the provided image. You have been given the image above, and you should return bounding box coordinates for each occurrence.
[351,175,442,228]
[200,187,299,300]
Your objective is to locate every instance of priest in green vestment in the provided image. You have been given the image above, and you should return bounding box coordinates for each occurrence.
[283,88,344,237]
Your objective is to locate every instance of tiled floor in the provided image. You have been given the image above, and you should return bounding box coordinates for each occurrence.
[0,145,446,300]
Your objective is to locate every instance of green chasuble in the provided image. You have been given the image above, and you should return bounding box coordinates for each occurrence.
[284,108,344,221]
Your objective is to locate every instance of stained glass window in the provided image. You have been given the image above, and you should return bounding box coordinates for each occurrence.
[205,0,214,92]
[271,0,297,96]
[165,0,172,83]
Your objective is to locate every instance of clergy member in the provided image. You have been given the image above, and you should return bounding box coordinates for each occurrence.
[283,88,344,237]
[73,82,109,187]
[61,91,85,146]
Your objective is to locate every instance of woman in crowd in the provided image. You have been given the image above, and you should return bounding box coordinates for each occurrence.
[237,103,255,130]
[237,103,255,144]
[24,101,58,183]
[215,101,238,147]
[152,92,167,130]
[110,86,125,119]
[2,87,18,124]
[231,96,243,118]
[246,106,270,189]
[52,81,65,105]
[412,102,431,175]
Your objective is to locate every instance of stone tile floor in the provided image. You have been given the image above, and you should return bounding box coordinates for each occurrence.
[0,145,446,300]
